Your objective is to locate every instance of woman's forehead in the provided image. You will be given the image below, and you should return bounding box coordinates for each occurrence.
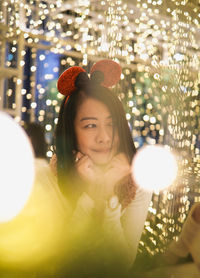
[76,98,111,119]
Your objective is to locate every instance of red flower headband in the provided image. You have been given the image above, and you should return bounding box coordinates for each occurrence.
[57,59,122,99]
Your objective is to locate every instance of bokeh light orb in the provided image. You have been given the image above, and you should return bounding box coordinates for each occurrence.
[0,112,35,222]
[131,144,178,192]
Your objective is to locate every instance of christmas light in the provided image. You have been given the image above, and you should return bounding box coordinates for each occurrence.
[0,112,34,222]
[131,144,178,192]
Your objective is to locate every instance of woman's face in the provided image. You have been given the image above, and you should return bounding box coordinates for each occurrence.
[74,98,119,166]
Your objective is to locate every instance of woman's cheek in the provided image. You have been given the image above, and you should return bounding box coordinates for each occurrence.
[77,139,90,155]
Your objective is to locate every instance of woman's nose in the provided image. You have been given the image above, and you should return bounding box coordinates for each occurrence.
[96,126,111,144]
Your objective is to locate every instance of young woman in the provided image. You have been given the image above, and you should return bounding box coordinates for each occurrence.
[52,59,152,267]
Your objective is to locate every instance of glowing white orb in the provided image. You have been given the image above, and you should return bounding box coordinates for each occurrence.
[0,112,35,222]
[131,144,178,192]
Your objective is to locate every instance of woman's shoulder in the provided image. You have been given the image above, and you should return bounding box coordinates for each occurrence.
[34,158,57,184]
[33,158,70,211]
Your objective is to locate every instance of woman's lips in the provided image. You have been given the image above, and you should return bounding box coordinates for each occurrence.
[92,149,111,153]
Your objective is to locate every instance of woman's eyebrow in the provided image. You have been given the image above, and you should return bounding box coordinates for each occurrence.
[80,115,112,121]
[80,117,97,121]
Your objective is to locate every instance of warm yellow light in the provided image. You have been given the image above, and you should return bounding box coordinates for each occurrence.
[0,112,35,222]
[131,145,178,192]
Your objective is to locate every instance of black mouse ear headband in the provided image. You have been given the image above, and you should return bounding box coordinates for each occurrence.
[57,59,122,104]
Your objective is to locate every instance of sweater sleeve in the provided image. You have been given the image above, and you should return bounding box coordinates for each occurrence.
[120,187,153,262]
[103,187,152,264]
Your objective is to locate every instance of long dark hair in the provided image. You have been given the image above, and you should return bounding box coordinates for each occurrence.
[55,71,136,196]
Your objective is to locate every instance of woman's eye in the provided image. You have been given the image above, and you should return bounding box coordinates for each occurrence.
[84,124,96,128]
